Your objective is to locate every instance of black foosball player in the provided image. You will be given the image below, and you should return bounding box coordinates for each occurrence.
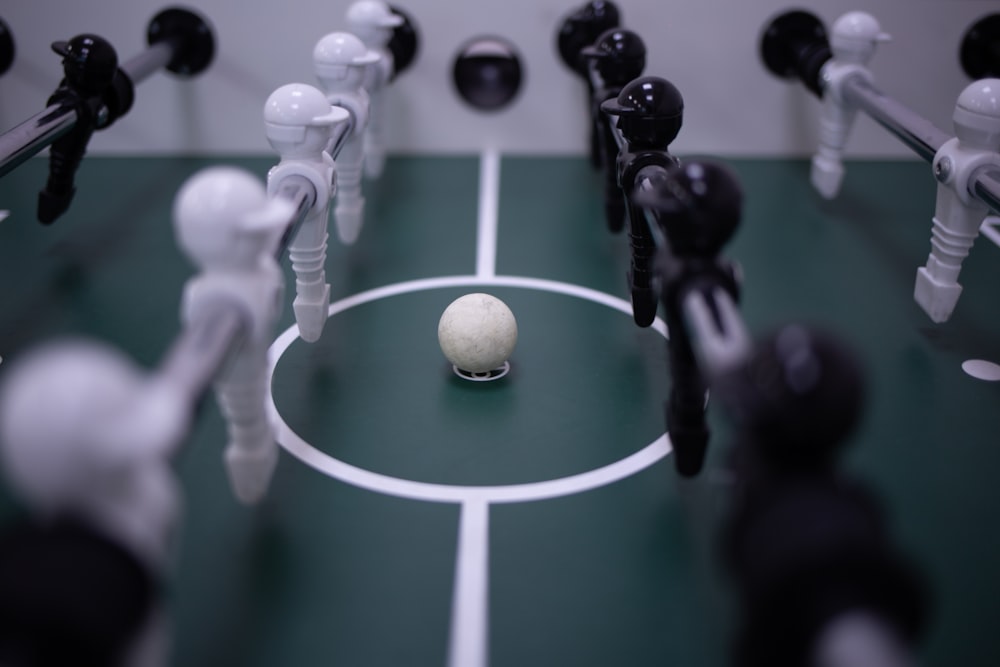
[555,0,621,166]
[601,75,683,328]
[580,28,646,233]
[716,326,929,667]
[0,515,157,667]
[39,34,135,224]
[632,160,742,477]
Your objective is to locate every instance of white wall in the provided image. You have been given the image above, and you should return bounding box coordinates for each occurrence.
[0,0,994,157]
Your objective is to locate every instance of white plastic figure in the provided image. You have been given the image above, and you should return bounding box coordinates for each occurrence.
[0,338,189,666]
[914,78,1000,323]
[346,0,403,179]
[265,82,351,342]
[314,31,379,244]
[0,339,187,569]
[174,166,294,504]
[811,12,890,199]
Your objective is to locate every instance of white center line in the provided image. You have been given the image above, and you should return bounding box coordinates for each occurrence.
[447,499,491,667]
[475,149,500,279]
[0,211,9,223]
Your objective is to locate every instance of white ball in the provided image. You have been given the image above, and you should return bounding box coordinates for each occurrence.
[438,293,518,373]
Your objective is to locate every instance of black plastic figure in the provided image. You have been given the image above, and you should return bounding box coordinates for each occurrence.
[0,515,155,666]
[452,38,523,111]
[0,8,214,222]
[602,76,683,328]
[580,29,646,232]
[38,35,134,224]
[717,324,866,472]
[724,474,927,667]
[719,326,927,667]
[556,1,621,165]
[634,160,741,477]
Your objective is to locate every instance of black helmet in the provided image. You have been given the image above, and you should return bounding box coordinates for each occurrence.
[580,28,645,84]
[636,160,742,256]
[557,1,621,75]
[51,34,118,95]
[602,75,682,117]
[601,76,683,146]
[721,324,866,466]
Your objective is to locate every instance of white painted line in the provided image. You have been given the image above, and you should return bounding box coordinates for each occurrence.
[980,217,1000,250]
[266,275,672,505]
[268,274,668,341]
[962,359,1000,381]
[476,149,500,279]
[272,414,670,504]
[447,500,490,667]
[0,211,9,223]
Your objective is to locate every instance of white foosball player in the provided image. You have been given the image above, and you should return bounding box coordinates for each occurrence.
[265,82,350,342]
[0,338,190,666]
[347,0,403,179]
[174,166,294,504]
[914,78,1000,323]
[314,31,379,245]
[811,11,890,199]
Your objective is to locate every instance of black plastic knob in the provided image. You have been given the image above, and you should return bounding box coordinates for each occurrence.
[760,10,832,98]
[960,13,1000,79]
[453,36,523,111]
[387,4,419,80]
[146,7,215,77]
[0,18,14,76]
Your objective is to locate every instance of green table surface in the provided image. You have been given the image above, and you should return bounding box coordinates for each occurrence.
[0,155,998,666]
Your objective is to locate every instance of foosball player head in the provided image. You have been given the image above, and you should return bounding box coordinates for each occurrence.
[51,34,118,97]
[633,160,742,258]
[556,0,621,76]
[601,75,683,148]
[719,324,866,472]
[579,28,646,87]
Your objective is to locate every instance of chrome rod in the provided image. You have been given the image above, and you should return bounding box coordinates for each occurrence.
[0,105,76,178]
[120,40,174,84]
[842,76,950,162]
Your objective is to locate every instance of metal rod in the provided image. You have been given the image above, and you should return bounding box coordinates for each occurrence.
[0,104,77,178]
[326,118,354,162]
[972,166,1000,216]
[842,76,1000,216]
[120,40,174,85]
[155,300,248,400]
[0,39,179,179]
[272,175,317,258]
[842,76,950,162]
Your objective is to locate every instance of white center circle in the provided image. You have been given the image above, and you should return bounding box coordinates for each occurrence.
[266,275,673,505]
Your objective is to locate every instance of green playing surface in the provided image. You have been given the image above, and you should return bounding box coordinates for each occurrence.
[0,155,999,666]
